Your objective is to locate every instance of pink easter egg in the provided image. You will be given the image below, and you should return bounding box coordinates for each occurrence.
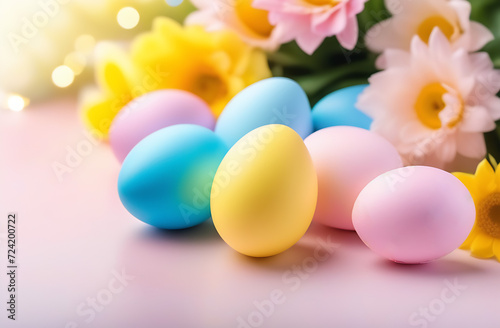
[110,90,216,162]
[352,166,476,264]
[304,126,403,230]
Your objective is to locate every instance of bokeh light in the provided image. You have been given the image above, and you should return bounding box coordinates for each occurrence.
[52,66,75,88]
[74,34,96,54]
[7,94,29,112]
[117,7,140,29]
[64,52,87,75]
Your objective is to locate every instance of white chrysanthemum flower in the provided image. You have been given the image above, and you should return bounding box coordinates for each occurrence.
[365,0,493,68]
[357,29,500,170]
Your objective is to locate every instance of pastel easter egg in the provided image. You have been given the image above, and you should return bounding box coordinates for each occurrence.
[312,85,372,131]
[118,124,228,229]
[110,90,215,162]
[215,77,313,147]
[304,126,403,230]
[211,124,318,257]
[353,166,476,264]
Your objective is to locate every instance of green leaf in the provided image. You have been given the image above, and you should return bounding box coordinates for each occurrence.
[294,58,376,101]
[485,130,500,161]
[488,154,498,170]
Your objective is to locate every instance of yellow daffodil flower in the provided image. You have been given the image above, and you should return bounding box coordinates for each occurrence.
[80,44,142,137]
[81,17,271,139]
[131,18,271,116]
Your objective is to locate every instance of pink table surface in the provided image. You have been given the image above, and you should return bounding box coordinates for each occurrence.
[1,98,500,328]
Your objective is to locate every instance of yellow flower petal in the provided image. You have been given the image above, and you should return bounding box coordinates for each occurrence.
[476,159,495,179]
[80,45,142,138]
[242,50,272,84]
[131,34,172,65]
[210,100,228,118]
[493,239,500,262]
[460,226,479,249]
[475,159,497,199]
[496,161,500,193]
[81,96,129,138]
[470,233,495,258]
[185,25,218,49]
[209,52,232,73]
[95,44,138,97]
[452,172,476,196]
[452,172,475,188]
[154,17,183,40]
[212,30,248,66]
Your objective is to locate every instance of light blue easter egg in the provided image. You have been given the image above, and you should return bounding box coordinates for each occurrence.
[118,124,229,229]
[312,85,372,131]
[215,77,313,146]
[166,0,183,6]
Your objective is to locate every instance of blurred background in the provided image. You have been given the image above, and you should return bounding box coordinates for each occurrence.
[2,0,499,103]
[0,0,194,104]
[0,0,499,153]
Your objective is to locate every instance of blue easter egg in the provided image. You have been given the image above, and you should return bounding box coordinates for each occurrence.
[312,85,372,131]
[118,124,229,229]
[215,77,313,146]
[166,0,183,6]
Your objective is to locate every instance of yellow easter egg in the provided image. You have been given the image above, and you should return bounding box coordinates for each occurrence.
[211,124,318,257]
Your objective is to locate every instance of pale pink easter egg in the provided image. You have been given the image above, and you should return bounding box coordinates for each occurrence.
[110,90,216,162]
[304,126,403,230]
[353,166,476,264]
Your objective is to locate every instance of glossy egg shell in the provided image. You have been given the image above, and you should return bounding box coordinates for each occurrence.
[118,124,228,229]
[312,85,372,131]
[215,77,313,147]
[353,166,476,264]
[211,124,318,257]
[110,90,215,162]
[304,126,403,230]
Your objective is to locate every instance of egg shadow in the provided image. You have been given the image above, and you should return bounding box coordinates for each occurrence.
[137,218,221,245]
[305,222,366,249]
[115,219,225,286]
[230,222,352,272]
[231,243,321,272]
[374,256,486,278]
[306,223,487,279]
